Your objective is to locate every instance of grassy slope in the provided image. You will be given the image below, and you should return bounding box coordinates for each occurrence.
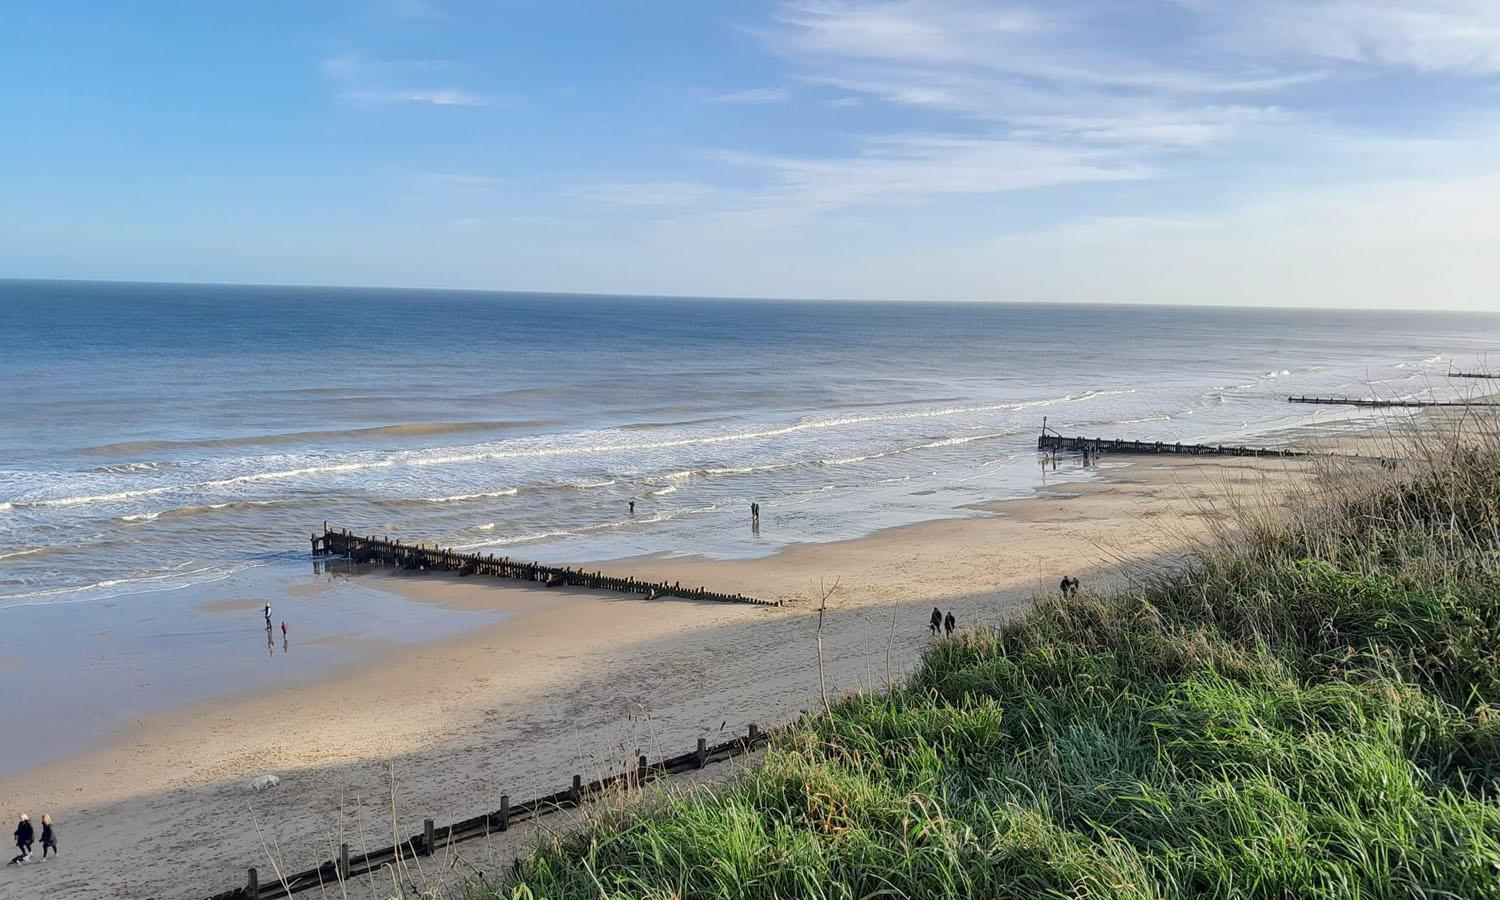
[498,446,1500,899]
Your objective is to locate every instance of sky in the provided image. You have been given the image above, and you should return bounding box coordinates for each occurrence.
[3,1,1500,309]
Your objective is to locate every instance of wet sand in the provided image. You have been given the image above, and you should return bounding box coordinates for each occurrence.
[0,451,1337,898]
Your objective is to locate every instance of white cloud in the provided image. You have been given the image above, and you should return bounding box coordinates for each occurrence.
[343,88,497,106]
[575,181,721,208]
[323,53,502,107]
[1194,1,1500,74]
[700,87,793,104]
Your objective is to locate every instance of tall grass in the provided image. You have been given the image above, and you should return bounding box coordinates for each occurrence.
[492,417,1500,900]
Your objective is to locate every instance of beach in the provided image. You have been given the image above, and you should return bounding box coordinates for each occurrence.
[2,285,1495,898]
[0,450,1326,899]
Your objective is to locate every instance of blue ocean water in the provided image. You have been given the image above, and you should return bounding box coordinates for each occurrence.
[2,279,1498,607]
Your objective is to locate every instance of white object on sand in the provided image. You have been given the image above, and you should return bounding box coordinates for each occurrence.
[248,774,281,792]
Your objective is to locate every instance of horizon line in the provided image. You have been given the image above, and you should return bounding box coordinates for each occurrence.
[0,274,1488,316]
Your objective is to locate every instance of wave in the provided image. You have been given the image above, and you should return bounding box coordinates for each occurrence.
[0,560,267,607]
[409,392,1121,469]
[15,390,1116,513]
[15,459,394,510]
[89,461,178,474]
[119,511,160,523]
[0,547,46,561]
[455,504,718,550]
[80,420,546,456]
[419,488,519,503]
[648,485,677,497]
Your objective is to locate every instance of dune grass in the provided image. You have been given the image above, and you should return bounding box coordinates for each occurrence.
[493,429,1500,899]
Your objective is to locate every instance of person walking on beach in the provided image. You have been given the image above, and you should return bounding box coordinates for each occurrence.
[10,814,32,865]
[39,815,55,860]
[929,607,942,635]
[263,602,272,626]
[750,501,759,523]
[280,621,288,639]
[943,611,956,637]
[1060,576,1071,598]
[1070,576,1081,597]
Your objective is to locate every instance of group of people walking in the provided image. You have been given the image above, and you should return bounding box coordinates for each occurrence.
[9,813,56,866]
[928,607,956,637]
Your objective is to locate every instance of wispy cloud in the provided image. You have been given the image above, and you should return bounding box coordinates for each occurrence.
[323,53,504,107]
[575,181,722,208]
[1191,1,1500,74]
[699,87,793,104]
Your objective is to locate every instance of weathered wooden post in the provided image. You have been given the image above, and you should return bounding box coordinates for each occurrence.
[423,818,435,856]
[246,867,259,899]
[338,842,350,880]
[749,722,761,743]
[638,754,649,785]
[571,774,583,805]
[498,794,510,831]
[696,737,708,768]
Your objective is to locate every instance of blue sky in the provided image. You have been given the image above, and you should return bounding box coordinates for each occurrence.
[3,1,1500,308]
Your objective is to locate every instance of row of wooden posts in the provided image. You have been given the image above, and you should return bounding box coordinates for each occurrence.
[1038,433,1310,458]
[1287,395,1500,408]
[313,526,779,607]
[207,725,770,900]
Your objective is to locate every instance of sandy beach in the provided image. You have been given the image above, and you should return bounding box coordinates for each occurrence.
[0,447,1353,899]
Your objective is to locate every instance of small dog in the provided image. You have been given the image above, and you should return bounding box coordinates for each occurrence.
[248,774,281,792]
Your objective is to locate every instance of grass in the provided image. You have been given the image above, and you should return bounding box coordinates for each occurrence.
[489,422,1500,900]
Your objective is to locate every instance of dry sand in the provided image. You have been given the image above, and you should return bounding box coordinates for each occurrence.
[0,453,1335,899]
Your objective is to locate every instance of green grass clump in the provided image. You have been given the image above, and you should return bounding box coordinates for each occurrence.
[495,439,1500,899]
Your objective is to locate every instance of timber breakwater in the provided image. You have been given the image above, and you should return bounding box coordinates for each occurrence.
[312,526,779,606]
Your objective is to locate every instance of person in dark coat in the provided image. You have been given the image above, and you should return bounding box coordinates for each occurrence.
[943,611,955,637]
[1070,576,1081,596]
[1059,576,1071,598]
[39,815,56,859]
[9,814,32,865]
[929,607,942,635]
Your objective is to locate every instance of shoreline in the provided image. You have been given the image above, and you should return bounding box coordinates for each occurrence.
[0,448,1334,899]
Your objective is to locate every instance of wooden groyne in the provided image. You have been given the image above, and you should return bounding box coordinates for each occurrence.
[206,725,771,900]
[1038,434,1309,458]
[312,526,778,606]
[1288,396,1500,408]
[1448,370,1500,380]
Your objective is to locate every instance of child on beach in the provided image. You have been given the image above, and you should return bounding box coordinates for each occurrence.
[40,815,56,859]
[9,813,32,865]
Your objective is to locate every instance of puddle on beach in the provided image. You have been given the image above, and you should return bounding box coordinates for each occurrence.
[0,563,504,778]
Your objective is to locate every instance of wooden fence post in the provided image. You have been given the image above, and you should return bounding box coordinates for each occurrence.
[423,818,435,856]
[246,867,259,899]
[638,754,648,785]
[749,722,760,742]
[571,774,582,805]
[696,737,708,769]
[498,794,510,831]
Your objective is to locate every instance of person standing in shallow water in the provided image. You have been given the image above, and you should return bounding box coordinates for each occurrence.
[943,611,956,637]
[929,607,942,635]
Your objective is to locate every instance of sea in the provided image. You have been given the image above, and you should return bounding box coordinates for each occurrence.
[3,279,1499,610]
